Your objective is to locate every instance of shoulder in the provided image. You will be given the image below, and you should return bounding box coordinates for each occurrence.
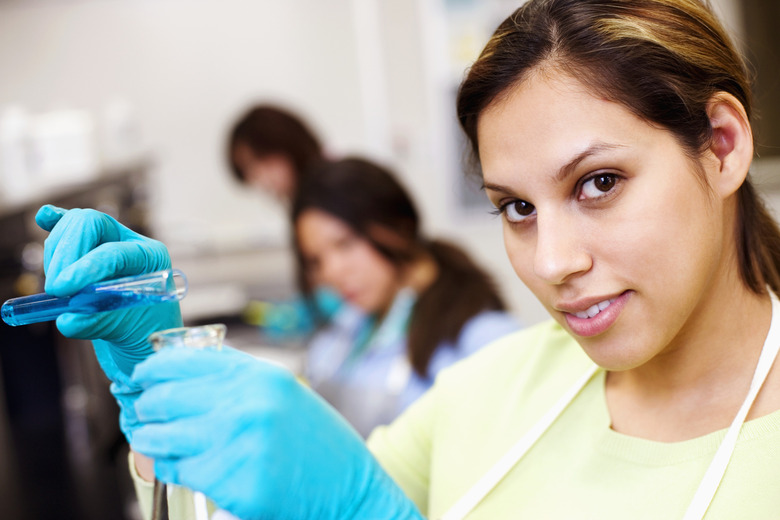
[424,310,522,379]
[370,320,592,503]
[305,303,367,374]
[422,320,593,472]
[456,310,524,351]
[312,302,365,337]
[436,319,591,399]
[454,319,577,366]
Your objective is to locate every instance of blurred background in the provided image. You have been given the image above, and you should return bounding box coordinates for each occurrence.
[0,0,776,518]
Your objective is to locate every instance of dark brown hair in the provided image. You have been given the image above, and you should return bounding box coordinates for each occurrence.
[291,157,506,376]
[457,0,780,295]
[227,104,323,186]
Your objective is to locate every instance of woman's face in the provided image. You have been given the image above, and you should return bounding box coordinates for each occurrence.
[232,143,296,201]
[296,208,401,315]
[478,70,729,371]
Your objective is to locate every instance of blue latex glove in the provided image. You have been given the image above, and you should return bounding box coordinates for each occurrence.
[36,204,182,441]
[313,286,343,321]
[131,347,424,520]
[256,288,343,341]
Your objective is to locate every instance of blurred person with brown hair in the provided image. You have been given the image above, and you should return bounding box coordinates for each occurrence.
[227,103,324,201]
[292,157,522,436]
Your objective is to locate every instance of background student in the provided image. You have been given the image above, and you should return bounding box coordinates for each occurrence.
[292,157,521,435]
[227,103,324,202]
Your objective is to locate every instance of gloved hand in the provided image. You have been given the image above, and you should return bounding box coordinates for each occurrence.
[36,204,182,441]
[131,347,424,520]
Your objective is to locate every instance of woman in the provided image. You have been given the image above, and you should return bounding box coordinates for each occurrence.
[36,0,780,518]
[292,158,521,436]
[366,0,780,516]
[227,103,323,201]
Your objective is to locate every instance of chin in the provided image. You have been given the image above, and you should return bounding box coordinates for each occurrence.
[578,339,650,372]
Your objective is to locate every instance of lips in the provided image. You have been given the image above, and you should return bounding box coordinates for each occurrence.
[562,291,631,337]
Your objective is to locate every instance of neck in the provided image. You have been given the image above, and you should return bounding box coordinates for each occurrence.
[606,274,774,441]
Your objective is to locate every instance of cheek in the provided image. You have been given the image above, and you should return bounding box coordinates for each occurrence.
[618,188,718,275]
[269,164,291,182]
[366,256,396,289]
[359,251,398,294]
[347,245,381,278]
[503,225,536,286]
[245,165,269,185]
[501,214,677,290]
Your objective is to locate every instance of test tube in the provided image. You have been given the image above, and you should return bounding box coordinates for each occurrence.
[1,269,187,327]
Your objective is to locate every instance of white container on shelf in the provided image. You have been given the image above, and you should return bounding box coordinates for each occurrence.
[0,106,33,203]
[28,108,99,189]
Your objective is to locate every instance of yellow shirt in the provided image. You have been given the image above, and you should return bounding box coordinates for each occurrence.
[367,320,780,519]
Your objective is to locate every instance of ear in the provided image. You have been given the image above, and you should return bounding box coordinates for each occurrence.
[706,92,753,198]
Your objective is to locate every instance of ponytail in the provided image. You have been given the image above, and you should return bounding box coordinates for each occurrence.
[408,240,506,377]
[736,180,780,295]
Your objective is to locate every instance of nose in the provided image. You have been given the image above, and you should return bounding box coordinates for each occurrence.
[533,212,592,285]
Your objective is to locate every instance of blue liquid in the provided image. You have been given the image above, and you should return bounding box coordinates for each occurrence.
[2,290,176,327]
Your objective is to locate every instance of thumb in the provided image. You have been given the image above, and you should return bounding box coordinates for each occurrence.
[35,204,68,231]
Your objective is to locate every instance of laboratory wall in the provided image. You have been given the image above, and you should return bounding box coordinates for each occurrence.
[0,0,369,245]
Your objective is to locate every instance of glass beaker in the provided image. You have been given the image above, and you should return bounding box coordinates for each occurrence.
[147,323,234,520]
[149,323,226,352]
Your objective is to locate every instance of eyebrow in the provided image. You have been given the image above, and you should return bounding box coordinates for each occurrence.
[482,141,626,194]
[554,142,625,182]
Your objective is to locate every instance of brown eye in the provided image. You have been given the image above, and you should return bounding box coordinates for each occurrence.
[581,173,619,199]
[594,175,616,192]
[505,200,536,222]
[518,201,535,215]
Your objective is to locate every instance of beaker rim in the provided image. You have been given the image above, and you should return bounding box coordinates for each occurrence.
[148,323,227,350]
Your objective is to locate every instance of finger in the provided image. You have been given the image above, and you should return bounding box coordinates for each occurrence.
[166,448,242,500]
[154,441,260,511]
[134,377,225,422]
[55,306,157,340]
[35,204,67,232]
[56,313,109,339]
[131,414,227,459]
[172,437,278,516]
[132,347,256,386]
[43,209,123,293]
[47,241,170,296]
[152,454,224,489]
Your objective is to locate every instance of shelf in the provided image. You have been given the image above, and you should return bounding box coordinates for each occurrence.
[0,158,151,221]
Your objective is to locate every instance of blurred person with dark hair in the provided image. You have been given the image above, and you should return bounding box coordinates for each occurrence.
[292,157,521,435]
[227,103,324,201]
